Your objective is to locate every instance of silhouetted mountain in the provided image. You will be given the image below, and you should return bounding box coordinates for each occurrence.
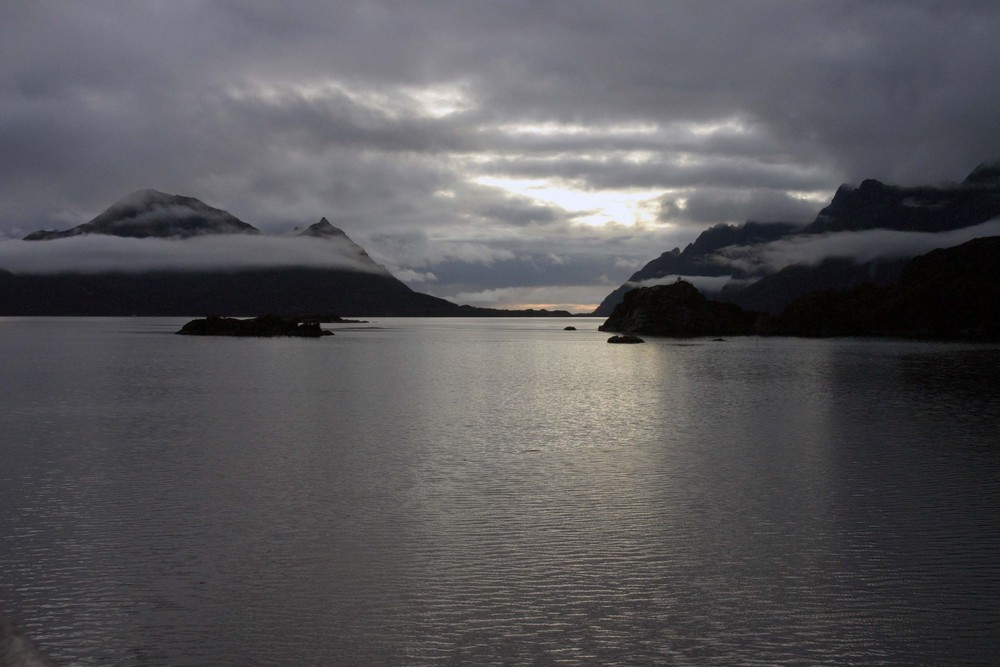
[593,221,799,315]
[599,238,1000,340]
[0,265,471,316]
[780,236,1000,339]
[804,168,1000,234]
[24,189,259,239]
[722,256,909,314]
[594,162,1000,316]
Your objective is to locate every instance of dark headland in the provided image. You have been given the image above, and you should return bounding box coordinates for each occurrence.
[594,161,1000,321]
[600,237,1000,341]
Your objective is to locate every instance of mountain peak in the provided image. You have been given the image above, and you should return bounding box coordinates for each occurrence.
[297,217,348,239]
[25,189,260,240]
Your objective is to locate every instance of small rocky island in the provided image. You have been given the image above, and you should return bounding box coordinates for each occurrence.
[607,335,645,344]
[177,315,333,337]
[600,280,759,337]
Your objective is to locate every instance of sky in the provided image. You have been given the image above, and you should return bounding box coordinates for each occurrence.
[3,1,1000,312]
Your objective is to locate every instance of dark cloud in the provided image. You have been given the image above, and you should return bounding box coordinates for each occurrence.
[3,1,1000,310]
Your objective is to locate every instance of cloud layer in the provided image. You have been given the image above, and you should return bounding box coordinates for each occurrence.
[4,2,1000,309]
[715,219,1000,276]
[0,235,388,275]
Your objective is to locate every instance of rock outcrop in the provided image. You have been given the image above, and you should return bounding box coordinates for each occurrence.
[599,280,761,337]
[607,335,644,344]
[176,315,333,337]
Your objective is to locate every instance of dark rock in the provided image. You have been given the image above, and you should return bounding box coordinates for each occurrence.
[600,280,762,337]
[177,315,334,337]
[563,326,577,330]
[607,335,645,344]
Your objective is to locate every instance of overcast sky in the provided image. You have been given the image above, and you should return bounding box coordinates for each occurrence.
[3,1,1000,311]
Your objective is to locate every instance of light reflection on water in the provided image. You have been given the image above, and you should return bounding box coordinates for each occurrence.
[1,318,998,665]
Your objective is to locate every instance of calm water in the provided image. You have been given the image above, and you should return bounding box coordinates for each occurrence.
[1,317,998,665]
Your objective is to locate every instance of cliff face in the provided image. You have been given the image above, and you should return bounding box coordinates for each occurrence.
[598,280,761,337]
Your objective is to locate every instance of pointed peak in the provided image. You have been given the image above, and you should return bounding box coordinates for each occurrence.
[25,189,260,240]
[298,218,348,238]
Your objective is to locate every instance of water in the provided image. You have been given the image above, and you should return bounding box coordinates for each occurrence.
[1,317,998,665]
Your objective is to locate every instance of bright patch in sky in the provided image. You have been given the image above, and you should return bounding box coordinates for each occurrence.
[226,79,473,119]
[404,84,474,118]
[495,121,660,136]
[473,176,664,227]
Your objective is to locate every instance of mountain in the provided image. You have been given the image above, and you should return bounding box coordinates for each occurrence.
[24,189,260,239]
[600,237,1000,341]
[804,164,1000,234]
[592,221,800,316]
[1,191,569,317]
[295,217,350,239]
[594,162,1000,316]
[778,236,1000,339]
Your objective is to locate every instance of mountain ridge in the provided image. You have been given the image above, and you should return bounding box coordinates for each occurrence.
[24,189,261,240]
[594,161,1000,316]
[4,190,572,317]
[599,236,1000,341]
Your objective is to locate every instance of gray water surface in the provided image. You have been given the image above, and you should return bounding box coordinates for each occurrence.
[1,317,998,665]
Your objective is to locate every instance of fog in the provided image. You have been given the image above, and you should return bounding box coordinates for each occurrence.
[0,234,389,275]
[713,219,1000,275]
[629,274,734,295]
